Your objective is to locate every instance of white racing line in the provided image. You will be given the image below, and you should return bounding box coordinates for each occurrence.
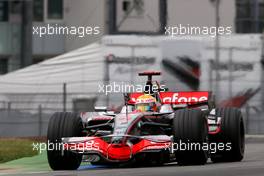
[0,170,75,176]
[0,171,48,176]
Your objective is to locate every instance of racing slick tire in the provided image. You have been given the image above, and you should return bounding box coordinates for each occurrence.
[172,109,208,165]
[210,108,245,163]
[47,112,83,170]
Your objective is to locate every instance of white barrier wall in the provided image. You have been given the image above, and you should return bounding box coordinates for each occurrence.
[102,35,262,106]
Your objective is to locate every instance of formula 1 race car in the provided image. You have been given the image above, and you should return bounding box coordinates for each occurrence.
[47,72,245,170]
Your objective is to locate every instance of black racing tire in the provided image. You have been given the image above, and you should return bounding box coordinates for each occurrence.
[172,109,208,165]
[47,112,83,170]
[210,108,245,163]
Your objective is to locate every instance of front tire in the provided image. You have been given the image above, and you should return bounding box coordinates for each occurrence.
[172,109,208,165]
[47,112,83,170]
[210,108,245,162]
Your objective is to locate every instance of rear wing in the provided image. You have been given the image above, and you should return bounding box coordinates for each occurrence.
[159,92,210,105]
[129,91,211,105]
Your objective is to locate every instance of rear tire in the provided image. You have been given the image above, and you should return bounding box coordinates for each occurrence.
[47,112,83,170]
[210,108,245,162]
[172,109,208,165]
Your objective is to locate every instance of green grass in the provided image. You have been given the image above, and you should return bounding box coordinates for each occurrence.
[0,150,50,172]
[0,138,39,163]
[0,138,90,173]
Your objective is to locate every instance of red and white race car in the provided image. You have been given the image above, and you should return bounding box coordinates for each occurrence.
[47,72,245,170]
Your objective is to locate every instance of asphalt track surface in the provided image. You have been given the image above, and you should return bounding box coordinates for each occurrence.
[3,142,264,176]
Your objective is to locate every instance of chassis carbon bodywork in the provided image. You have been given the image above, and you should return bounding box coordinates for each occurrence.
[47,72,245,170]
[61,106,219,163]
[63,111,173,163]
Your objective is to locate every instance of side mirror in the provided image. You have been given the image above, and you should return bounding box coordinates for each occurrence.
[159,104,173,113]
[105,111,116,116]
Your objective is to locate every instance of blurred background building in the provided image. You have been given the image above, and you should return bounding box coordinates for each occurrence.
[0,0,263,136]
[0,0,264,74]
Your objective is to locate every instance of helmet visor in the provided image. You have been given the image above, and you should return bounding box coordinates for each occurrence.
[136,103,152,112]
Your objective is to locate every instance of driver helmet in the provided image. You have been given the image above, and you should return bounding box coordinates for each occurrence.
[135,94,157,112]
